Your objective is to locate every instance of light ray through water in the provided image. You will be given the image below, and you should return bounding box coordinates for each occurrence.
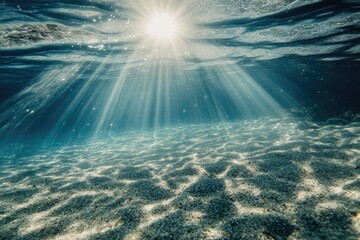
[0,1,292,141]
[0,1,360,239]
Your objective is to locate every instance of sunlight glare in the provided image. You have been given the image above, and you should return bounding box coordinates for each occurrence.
[146,13,177,39]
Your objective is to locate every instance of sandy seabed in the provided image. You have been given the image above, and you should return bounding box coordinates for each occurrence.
[0,117,359,240]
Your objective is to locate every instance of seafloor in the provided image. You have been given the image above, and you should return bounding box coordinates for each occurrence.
[0,116,359,239]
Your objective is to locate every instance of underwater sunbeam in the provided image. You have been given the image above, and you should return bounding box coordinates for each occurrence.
[0,0,360,239]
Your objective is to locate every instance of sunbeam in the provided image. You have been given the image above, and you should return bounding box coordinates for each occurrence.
[0,0,289,140]
[0,1,359,239]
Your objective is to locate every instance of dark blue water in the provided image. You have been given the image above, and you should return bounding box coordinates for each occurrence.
[0,0,359,142]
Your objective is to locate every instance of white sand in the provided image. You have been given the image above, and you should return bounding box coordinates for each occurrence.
[0,116,359,239]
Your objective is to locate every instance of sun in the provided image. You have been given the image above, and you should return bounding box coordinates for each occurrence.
[146,13,178,40]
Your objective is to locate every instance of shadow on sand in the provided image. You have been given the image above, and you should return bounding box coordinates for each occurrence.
[0,117,359,239]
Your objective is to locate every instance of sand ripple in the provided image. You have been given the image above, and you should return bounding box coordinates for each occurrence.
[0,117,359,239]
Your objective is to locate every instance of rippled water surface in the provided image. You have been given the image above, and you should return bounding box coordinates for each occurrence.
[0,0,359,239]
[1,0,359,140]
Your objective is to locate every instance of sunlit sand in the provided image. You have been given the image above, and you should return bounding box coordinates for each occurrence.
[0,116,359,239]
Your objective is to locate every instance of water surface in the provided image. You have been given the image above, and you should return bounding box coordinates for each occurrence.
[0,0,359,239]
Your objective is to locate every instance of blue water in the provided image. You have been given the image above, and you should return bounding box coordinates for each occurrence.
[1,0,359,142]
[0,1,360,239]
